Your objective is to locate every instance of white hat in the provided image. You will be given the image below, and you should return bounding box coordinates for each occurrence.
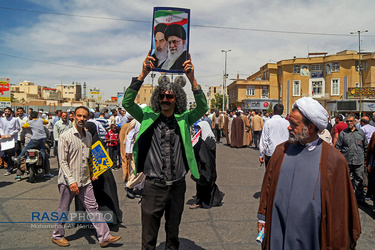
[293,97,328,130]
[125,112,133,120]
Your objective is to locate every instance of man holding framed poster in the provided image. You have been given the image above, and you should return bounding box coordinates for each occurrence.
[151,7,190,73]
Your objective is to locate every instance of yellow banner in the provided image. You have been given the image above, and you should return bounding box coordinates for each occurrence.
[89,141,113,177]
[0,97,11,101]
[90,91,100,95]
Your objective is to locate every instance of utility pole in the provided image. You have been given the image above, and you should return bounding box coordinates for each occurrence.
[350,29,368,117]
[221,49,231,112]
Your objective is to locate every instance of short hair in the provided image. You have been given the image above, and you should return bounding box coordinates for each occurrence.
[346,113,355,120]
[4,107,12,112]
[361,116,370,124]
[17,107,24,111]
[29,108,33,111]
[335,115,343,121]
[111,109,117,113]
[89,112,95,119]
[61,111,67,116]
[55,110,62,115]
[74,106,89,115]
[30,111,38,119]
[273,104,284,115]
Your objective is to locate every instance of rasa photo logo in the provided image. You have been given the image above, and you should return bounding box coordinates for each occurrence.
[31,211,114,224]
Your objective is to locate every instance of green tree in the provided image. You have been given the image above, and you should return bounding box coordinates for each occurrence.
[266,102,273,114]
[11,93,19,103]
[211,93,228,110]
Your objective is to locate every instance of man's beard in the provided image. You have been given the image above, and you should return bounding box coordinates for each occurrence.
[288,126,310,144]
[168,44,185,61]
[155,48,167,63]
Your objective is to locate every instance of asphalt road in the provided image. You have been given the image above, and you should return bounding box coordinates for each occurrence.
[1,140,375,249]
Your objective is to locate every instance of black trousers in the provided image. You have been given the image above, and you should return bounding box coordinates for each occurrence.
[214,124,221,142]
[141,178,186,250]
[264,155,271,168]
[253,131,262,148]
[108,146,118,168]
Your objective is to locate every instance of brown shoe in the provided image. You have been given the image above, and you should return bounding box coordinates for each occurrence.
[100,236,121,248]
[52,238,70,247]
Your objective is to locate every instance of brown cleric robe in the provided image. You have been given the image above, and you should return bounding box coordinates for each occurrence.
[224,114,230,145]
[258,140,361,250]
[241,115,252,146]
[230,117,244,148]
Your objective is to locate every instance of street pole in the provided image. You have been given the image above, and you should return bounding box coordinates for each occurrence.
[351,30,368,117]
[222,50,231,112]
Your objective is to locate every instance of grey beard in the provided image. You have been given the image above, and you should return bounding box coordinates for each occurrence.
[155,49,167,64]
[288,126,310,144]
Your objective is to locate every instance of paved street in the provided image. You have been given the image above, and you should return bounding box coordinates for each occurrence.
[1,140,375,249]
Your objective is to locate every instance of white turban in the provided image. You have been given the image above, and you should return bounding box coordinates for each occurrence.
[125,112,133,120]
[293,97,328,130]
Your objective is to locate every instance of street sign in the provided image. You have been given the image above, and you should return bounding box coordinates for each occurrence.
[0,78,11,109]
[89,141,113,177]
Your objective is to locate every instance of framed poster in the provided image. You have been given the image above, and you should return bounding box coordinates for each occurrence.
[151,7,190,73]
[300,65,309,76]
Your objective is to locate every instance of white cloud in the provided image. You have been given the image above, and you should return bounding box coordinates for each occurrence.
[1,0,375,100]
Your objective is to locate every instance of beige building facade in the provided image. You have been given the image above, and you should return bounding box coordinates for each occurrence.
[228,50,375,115]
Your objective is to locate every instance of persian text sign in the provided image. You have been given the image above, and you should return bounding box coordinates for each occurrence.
[89,141,113,177]
[348,87,375,99]
[0,78,11,108]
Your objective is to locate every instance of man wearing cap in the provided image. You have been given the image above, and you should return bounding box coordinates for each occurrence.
[257,97,361,249]
[123,52,207,249]
[152,23,168,68]
[162,24,187,71]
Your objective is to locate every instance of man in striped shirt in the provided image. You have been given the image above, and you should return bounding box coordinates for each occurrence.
[51,106,121,248]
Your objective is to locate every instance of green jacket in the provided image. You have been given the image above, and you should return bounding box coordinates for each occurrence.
[122,79,208,179]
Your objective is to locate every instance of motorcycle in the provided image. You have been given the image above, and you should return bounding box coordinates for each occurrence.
[24,140,51,183]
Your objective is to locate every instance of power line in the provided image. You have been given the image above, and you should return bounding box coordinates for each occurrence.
[0,52,222,78]
[0,52,137,74]
[0,6,371,37]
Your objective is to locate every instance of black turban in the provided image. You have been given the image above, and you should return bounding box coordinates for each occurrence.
[164,24,186,40]
[154,23,167,34]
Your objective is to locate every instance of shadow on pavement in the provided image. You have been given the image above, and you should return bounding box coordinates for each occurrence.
[157,238,205,250]
[358,202,375,219]
[0,181,13,188]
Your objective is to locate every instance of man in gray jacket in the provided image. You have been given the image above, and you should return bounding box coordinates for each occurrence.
[336,113,368,205]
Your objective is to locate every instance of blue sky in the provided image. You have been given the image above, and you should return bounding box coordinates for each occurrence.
[0,0,374,100]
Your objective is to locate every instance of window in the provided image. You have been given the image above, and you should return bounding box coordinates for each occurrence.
[262,86,269,98]
[293,65,301,74]
[311,64,323,71]
[355,82,360,87]
[293,80,301,96]
[363,61,368,71]
[264,70,269,80]
[332,62,340,72]
[312,81,323,95]
[331,79,339,96]
[246,86,255,96]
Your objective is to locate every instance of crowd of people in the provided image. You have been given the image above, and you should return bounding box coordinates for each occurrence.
[1,52,373,248]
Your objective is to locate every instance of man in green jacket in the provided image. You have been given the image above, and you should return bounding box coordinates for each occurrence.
[123,52,208,250]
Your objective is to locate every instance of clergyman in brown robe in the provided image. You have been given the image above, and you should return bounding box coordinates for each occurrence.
[230,112,244,148]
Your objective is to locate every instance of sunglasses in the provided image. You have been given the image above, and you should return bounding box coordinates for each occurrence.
[159,93,175,100]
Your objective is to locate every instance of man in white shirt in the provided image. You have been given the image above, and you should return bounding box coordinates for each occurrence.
[0,107,20,175]
[259,104,289,167]
[15,107,28,155]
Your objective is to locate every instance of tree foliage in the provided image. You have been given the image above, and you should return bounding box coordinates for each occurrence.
[211,93,228,110]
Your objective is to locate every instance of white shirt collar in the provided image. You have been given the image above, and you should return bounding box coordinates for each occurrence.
[304,138,320,151]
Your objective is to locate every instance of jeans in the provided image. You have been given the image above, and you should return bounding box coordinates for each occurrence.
[253,131,262,148]
[18,138,46,165]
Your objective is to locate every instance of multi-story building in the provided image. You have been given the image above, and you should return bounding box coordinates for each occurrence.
[228,50,375,115]
[55,82,82,101]
[135,84,154,105]
[11,81,42,103]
